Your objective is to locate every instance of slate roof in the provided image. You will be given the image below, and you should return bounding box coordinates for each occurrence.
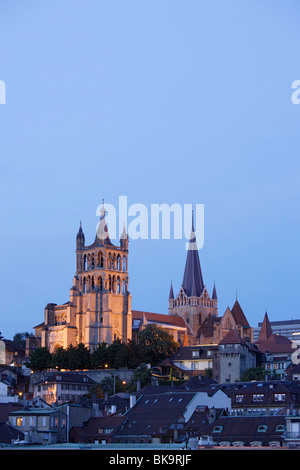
[115,387,198,440]
[181,221,204,297]
[0,422,25,444]
[70,416,125,443]
[191,414,287,446]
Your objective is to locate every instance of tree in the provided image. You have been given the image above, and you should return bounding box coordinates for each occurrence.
[240,366,265,382]
[13,332,31,348]
[90,342,108,369]
[51,346,69,370]
[127,363,152,392]
[27,347,52,372]
[105,339,128,369]
[66,343,91,370]
[138,323,179,366]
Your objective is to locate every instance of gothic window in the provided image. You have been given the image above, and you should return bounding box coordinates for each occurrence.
[112,275,116,293]
[84,255,87,271]
[91,253,95,269]
[83,277,86,293]
[117,277,121,293]
[91,276,95,290]
[122,256,127,272]
[112,254,116,269]
[122,280,126,294]
[117,254,121,271]
[108,275,112,291]
[98,276,103,291]
[108,253,112,269]
[98,251,104,268]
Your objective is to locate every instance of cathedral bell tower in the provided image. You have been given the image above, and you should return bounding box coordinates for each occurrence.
[168,220,218,345]
[74,202,132,349]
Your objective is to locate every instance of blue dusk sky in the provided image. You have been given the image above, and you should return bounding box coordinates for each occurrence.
[0,0,300,340]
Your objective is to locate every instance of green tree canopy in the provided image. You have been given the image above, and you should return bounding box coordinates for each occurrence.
[138,323,179,366]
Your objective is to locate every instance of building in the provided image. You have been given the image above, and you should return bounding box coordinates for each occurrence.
[132,310,188,345]
[254,318,300,343]
[255,312,300,379]
[69,415,125,443]
[168,223,252,345]
[28,203,132,354]
[222,380,300,416]
[32,372,96,405]
[114,384,231,444]
[218,330,261,383]
[192,414,287,448]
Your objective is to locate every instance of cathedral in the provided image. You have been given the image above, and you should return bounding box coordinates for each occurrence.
[32,204,132,353]
[29,203,253,355]
[168,220,253,345]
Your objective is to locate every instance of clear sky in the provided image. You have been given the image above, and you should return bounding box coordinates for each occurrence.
[0,0,299,340]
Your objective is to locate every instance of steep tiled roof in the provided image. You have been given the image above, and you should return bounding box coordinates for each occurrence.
[231,300,250,328]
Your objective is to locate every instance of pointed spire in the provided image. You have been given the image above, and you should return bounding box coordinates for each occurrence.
[212,281,217,300]
[181,217,204,297]
[256,311,273,344]
[94,199,112,245]
[169,281,174,300]
[183,331,189,347]
[76,221,85,249]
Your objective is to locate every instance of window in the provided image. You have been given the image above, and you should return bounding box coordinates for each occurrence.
[16,417,23,426]
[253,394,264,402]
[235,395,244,403]
[274,393,286,401]
[257,425,268,432]
[192,350,200,357]
[213,426,223,433]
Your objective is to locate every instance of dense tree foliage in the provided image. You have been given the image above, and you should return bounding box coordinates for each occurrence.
[27,324,180,372]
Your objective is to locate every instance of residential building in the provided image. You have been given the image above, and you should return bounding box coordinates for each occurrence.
[113,384,231,444]
[255,312,300,379]
[222,380,300,416]
[32,372,96,405]
[8,407,68,444]
[70,415,125,443]
[169,345,214,377]
[192,414,287,447]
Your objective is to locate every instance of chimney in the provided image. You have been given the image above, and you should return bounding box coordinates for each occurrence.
[130,394,136,408]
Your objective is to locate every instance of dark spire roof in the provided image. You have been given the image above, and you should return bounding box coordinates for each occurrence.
[256,312,273,344]
[169,281,174,300]
[181,218,204,297]
[76,221,85,240]
[212,282,217,300]
[93,201,114,247]
[231,299,250,328]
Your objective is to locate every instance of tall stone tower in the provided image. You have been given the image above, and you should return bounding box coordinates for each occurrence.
[168,221,218,345]
[36,203,132,352]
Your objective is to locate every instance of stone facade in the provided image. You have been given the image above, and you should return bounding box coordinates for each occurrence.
[33,204,132,353]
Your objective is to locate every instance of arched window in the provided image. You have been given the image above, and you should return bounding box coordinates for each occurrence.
[122,256,127,272]
[108,253,112,269]
[84,255,87,271]
[122,280,126,294]
[98,276,103,291]
[108,275,112,292]
[91,276,94,290]
[91,253,95,269]
[117,277,121,293]
[117,254,121,271]
[83,277,86,293]
[112,275,116,293]
[98,251,104,268]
